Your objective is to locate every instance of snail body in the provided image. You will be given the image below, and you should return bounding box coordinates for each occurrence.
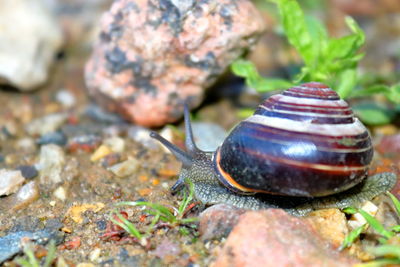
[150,82,396,215]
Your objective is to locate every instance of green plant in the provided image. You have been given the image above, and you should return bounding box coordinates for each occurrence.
[232,0,400,125]
[15,240,57,267]
[233,0,365,97]
[110,180,198,246]
[341,192,400,266]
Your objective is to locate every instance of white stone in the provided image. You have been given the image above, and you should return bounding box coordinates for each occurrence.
[108,158,139,178]
[103,136,125,153]
[37,144,66,184]
[56,90,76,108]
[25,113,67,136]
[0,0,63,90]
[0,169,25,196]
[348,201,378,230]
[54,186,66,201]
[89,248,101,262]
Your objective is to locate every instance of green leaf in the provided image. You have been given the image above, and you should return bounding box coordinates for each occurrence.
[342,207,358,214]
[349,85,391,98]
[345,16,365,46]
[230,59,292,92]
[325,17,364,62]
[336,68,357,99]
[390,225,400,233]
[358,258,400,267]
[237,108,255,119]
[386,84,400,104]
[368,244,400,258]
[340,224,364,250]
[387,192,400,217]
[357,209,394,240]
[275,0,314,66]
[353,103,396,125]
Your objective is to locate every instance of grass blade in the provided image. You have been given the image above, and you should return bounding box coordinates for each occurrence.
[357,209,394,240]
[116,201,176,222]
[43,240,56,267]
[340,224,364,250]
[110,211,143,240]
[368,244,400,258]
[387,192,400,217]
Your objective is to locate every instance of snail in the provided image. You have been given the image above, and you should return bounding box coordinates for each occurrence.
[150,82,397,216]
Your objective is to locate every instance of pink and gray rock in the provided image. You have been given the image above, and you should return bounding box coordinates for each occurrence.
[211,209,359,267]
[85,0,265,127]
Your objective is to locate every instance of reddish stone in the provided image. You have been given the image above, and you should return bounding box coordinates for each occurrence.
[85,0,265,127]
[376,134,400,158]
[199,204,245,241]
[211,209,359,267]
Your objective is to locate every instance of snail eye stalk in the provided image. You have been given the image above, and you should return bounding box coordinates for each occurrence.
[149,131,193,168]
[183,103,201,155]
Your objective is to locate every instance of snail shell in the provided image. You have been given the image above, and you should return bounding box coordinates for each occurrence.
[213,82,373,197]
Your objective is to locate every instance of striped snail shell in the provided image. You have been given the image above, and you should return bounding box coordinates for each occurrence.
[213,82,373,197]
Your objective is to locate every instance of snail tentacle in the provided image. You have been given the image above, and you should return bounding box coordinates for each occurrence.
[183,103,201,155]
[149,131,193,168]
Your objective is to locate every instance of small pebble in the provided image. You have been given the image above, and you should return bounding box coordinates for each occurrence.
[68,134,102,153]
[89,248,101,262]
[9,181,40,211]
[54,186,67,201]
[152,239,181,261]
[37,131,67,146]
[25,113,67,136]
[100,153,121,167]
[348,201,378,230]
[103,136,125,153]
[128,126,159,149]
[56,89,76,108]
[138,175,148,182]
[85,104,124,123]
[90,145,112,162]
[76,263,95,267]
[138,188,152,197]
[15,137,36,152]
[49,201,56,207]
[0,169,25,196]
[36,144,66,184]
[16,165,38,180]
[67,203,105,224]
[108,158,139,178]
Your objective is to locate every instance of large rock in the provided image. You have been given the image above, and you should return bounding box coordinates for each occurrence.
[212,209,358,267]
[85,0,265,127]
[0,0,63,91]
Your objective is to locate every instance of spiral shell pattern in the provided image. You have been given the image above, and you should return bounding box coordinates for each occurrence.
[214,82,373,197]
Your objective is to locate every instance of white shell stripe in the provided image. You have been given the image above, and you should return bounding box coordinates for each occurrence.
[259,105,353,118]
[248,135,372,153]
[284,91,338,99]
[271,95,348,107]
[262,101,352,113]
[246,115,367,137]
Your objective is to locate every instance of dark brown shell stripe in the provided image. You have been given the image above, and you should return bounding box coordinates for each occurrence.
[214,82,373,196]
[282,82,340,100]
[256,84,354,124]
